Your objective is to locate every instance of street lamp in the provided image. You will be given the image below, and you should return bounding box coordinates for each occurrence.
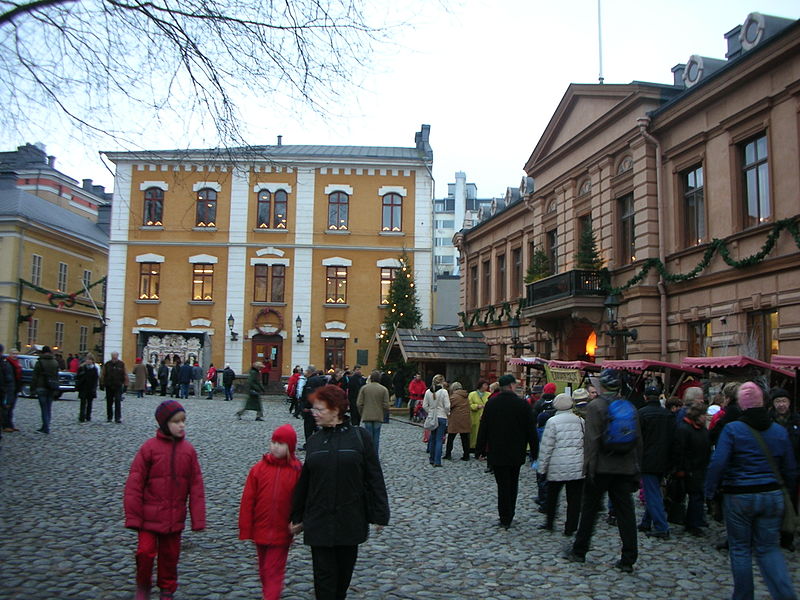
[17,303,36,323]
[295,315,304,343]
[509,316,521,356]
[227,313,238,341]
[603,294,638,341]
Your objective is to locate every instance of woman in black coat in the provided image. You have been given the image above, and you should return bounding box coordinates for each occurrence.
[76,354,99,422]
[672,401,711,535]
[291,384,389,600]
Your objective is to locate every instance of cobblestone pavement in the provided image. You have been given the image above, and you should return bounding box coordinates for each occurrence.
[1,392,798,600]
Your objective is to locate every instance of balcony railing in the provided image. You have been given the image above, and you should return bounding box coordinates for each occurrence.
[525,269,606,306]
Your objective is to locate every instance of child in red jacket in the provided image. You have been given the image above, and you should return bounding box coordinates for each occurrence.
[124,400,206,600]
[239,424,303,600]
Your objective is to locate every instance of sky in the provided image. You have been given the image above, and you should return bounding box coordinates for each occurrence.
[4,0,798,200]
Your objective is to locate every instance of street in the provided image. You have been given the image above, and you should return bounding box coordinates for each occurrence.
[1,392,797,600]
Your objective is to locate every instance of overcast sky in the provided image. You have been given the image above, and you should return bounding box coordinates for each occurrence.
[5,0,798,200]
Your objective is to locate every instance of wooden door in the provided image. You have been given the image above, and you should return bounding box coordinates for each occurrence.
[252,335,282,382]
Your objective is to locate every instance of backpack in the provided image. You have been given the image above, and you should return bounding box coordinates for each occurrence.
[603,397,638,453]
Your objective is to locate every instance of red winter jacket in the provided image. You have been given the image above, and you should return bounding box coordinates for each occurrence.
[239,453,302,546]
[124,430,206,534]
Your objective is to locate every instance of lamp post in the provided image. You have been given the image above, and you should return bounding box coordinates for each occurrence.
[295,315,304,343]
[603,294,638,341]
[509,316,521,357]
[227,313,238,341]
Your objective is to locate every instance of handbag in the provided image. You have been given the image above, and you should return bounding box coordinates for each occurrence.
[423,410,439,431]
[746,425,799,535]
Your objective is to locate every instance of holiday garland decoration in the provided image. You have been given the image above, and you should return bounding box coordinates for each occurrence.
[20,276,107,310]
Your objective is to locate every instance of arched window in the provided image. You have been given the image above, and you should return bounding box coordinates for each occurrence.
[143,187,164,226]
[327,191,349,230]
[196,188,217,227]
[256,189,271,228]
[256,189,289,229]
[273,189,287,229]
[381,193,402,231]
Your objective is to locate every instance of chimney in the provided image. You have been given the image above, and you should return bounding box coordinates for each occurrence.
[92,184,105,197]
[414,124,432,159]
[0,170,17,190]
[82,178,93,191]
[277,135,283,147]
[671,64,686,87]
[96,203,112,235]
[725,25,743,60]
[47,155,56,168]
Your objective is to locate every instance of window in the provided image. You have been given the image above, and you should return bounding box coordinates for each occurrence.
[143,187,164,226]
[327,191,349,230]
[31,254,42,286]
[380,267,397,304]
[54,322,64,350]
[434,237,450,247]
[325,266,348,303]
[139,263,160,299]
[683,165,705,246]
[747,309,779,361]
[434,255,454,265]
[195,188,217,227]
[741,134,770,227]
[381,193,402,231]
[256,189,288,229]
[469,264,478,309]
[511,248,522,297]
[253,265,285,302]
[482,259,491,305]
[688,320,712,357]
[79,326,88,353]
[57,262,68,292]
[546,229,558,274]
[618,194,635,265]
[82,269,92,294]
[435,219,455,229]
[496,254,506,301]
[324,338,346,370]
[27,318,38,347]
[191,264,214,301]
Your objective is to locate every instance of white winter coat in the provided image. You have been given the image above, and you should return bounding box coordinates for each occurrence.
[537,409,585,481]
[423,388,451,420]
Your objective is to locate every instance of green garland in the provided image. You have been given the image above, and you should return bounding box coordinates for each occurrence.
[460,299,526,330]
[20,276,107,309]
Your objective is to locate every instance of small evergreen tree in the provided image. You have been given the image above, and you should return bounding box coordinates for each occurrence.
[524,246,551,283]
[574,223,604,270]
[378,250,421,368]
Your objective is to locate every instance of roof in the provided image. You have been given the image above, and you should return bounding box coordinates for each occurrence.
[0,185,108,248]
[772,355,800,369]
[386,328,490,363]
[547,360,603,372]
[601,359,703,375]
[682,355,795,378]
[508,356,549,367]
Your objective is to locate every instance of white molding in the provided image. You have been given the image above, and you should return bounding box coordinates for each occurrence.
[136,317,157,326]
[320,331,350,339]
[133,327,215,335]
[136,253,165,263]
[188,253,218,264]
[378,185,407,197]
[247,328,288,339]
[229,166,249,245]
[376,258,402,268]
[324,184,353,195]
[321,256,352,267]
[325,321,346,330]
[139,181,169,191]
[256,247,285,257]
[253,182,292,194]
[190,318,211,327]
[192,181,222,192]
[250,258,290,266]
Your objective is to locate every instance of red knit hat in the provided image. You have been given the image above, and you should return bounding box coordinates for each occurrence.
[543,383,557,395]
[271,423,297,456]
[155,400,185,435]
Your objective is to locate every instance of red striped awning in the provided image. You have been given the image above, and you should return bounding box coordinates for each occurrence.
[682,355,795,378]
[507,356,549,366]
[601,359,703,375]
[771,355,800,369]
[547,360,602,372]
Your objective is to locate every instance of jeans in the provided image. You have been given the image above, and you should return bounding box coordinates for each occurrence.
[362,421,382,455]
[106,386,123,422]
[224,385,233,401]
[394,395,403,408]
[37,388,54,433]
[79,394,94,422]
[179,383,189,399]
[640,473,669,533]
[493,464,522,527]
[724,491,797,600]
[429,418,447,465]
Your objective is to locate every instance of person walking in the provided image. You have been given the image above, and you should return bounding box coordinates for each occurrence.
[299,367,327,450]
[76,353,100,422]
[170,358,182,398]
[2,347,22,432]
[237,362,266,421]
[178,361,192,400]
[476,374,538,529]
[191,362,203,398]
[100,351,128,424]
[222,364,236,402]
[356,370,390,455]
[0,345,15,437]
[672,399,711,536]
[290,385,389,600]
[32,346,60,433]
[565,368,641,573]
[537,392,585,535]
[146,360,158,394]
[769,387,800,551]
[132,358,148,398]
[392,370,406,409]
[205,363,217,399]
[637,384,676,539]
[444,382,471,461]
[286,367,302,414]
[124,400,206,600]
[158,360,170,397]
[239,424,303,600]
[705,382,797,600]
[468,379,490,455]
[423,375,450,467]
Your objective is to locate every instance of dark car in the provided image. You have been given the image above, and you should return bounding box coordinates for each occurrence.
[14,354,77,399]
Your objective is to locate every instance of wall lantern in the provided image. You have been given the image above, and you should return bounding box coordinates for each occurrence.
[603,294,638,341]
[227,313,238,341]
[17,303,37,323]
[295,315,304,343]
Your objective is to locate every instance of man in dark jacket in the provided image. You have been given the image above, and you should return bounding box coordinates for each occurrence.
[566,368,642,572]
[0,344,15,438]
[157,360,170,396]
[637,384,675,539]
[347,365,365,425]
[2,347,22,432]
[769,387,800,551]
[300,366,327,450]
[476,374,538,530]
[32,346,60,433]
[178,362,193,399]
[222,364,236,401]
[100,351,128,423]
[76,355,99,422]
[170,359,182,397]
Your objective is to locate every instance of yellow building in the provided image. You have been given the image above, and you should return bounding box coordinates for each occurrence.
[102,126,434,379]
[0,144,109,356]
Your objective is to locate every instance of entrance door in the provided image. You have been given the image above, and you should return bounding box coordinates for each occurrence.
[252,335,282,383]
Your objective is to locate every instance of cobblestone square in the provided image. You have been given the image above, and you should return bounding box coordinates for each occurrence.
[1,393,798,600]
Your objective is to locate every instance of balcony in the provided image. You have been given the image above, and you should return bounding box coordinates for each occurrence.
[522,269,606,325]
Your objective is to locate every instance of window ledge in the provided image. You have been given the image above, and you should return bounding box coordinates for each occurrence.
[378,304,389,309]
[253,228,289,233]
[140,226,164,231]
[188,300,215,305]
[135,299,161,304]
[379,231,405,236]
[251,302,287,307]
[192,227,218,232]
[325,229,351,235]
[324,303,349,308]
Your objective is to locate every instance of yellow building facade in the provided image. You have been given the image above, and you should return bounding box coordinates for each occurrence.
[103,127,434,379]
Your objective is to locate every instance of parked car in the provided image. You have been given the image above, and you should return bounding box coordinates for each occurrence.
[13,354,77,399]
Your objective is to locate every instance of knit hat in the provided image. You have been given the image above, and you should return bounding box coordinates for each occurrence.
[498,374,516,387]
[737,382,764,411]
[599,368,621,391]
[553,393,574,411]
[769,387,791,403]
[572,388,590,402]
[543,382,557,395]
[271,423,298,457]
[644,385,661,398]
[155,400,185,435]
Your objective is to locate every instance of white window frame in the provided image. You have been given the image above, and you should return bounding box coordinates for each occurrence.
[54,322,65,350]
[58,262,68,292]
[27,318,38,347]
[31,254,42,286]
[79,326,89,353]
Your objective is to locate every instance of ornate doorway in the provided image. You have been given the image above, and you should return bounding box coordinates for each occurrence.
[252,334,282,382]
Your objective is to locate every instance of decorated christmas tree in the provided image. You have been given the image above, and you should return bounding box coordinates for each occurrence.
[378,250,421,368]
[574,223,604,270]
[524,246,551,283]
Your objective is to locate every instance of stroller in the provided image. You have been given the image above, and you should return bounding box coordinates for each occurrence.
[412,400,426,424]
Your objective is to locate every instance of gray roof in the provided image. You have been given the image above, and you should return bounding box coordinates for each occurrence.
[387,328,490,363]
[0,186,109,248]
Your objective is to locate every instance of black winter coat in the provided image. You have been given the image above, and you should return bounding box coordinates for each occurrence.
[638,401,676,474]
[291,421,389,546]
[301,375,327,409]
[158,364,170,384]
[673,418,711,493]
[476,390,539,466]
[222,367,235,386]
[76,364,99,398]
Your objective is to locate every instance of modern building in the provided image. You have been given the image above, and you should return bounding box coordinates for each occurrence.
[456,12,800,379]
[0,144,109,355]
[102,126,434,379]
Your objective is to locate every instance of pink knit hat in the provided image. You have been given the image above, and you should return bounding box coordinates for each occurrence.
[737,382,764,411]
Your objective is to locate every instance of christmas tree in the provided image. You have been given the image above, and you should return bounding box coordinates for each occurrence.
[524,246,551,283]
[574,222,604,270]
[378,250,421,368]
